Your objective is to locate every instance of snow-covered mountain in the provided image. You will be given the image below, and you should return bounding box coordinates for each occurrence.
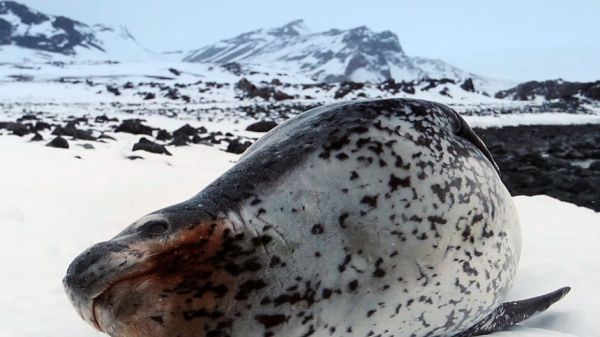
[0,1,155,62]
[184,20,488,85]
[1,2,504,92]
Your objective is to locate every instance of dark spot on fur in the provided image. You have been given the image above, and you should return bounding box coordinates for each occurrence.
[361,195,378,208]
[255,314,289,329]
[336,152,349,160]
[389,174,410,191]
[311,224,324,235]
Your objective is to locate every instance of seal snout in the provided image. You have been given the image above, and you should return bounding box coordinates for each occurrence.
[64,242,128,291]
[63,240,139,331]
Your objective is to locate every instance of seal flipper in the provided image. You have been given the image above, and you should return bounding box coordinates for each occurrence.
[453,287,571,337]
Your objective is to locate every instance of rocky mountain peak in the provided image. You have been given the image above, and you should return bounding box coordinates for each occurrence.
[183,20,480,84]
[0,1,47,24]
[0,1,99,55]
[268,19,311,37]
[341,26,404,54]
[0,1,154,61]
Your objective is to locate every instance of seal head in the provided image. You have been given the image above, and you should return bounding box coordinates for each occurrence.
[63,205,237,337]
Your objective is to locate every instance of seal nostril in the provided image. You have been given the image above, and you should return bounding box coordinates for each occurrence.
[139,220,170,236]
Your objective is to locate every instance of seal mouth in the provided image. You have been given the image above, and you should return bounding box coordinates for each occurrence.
[88,241,217,333]
[90,270,154,332]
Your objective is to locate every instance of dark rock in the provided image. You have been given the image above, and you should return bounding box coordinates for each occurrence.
[589,161,600,171]
[30,133,43,141]
[495,79,600,102]
[98,133,116,141]
[12,123,30,136]
[16,114,38,122]
[155,129,172,141]
[115,119,153,135]
[439,87,452,97]
[334,81,364,99]
[236,78,284,100]
[226,139,252,154]
[65,117,88,128]
[562,149,585,160]
[421,78,455,91]
[191,134,203,144]
[222,62,242,76]
[237,78,260,98]
[106,85,121,96]
[173,124,198,138]
[461,78,475,92]
[66,117,88,126]
[0,122,30,136]
[402,85,416,94]
[273,90,294,101]
[143,92,156,100]
[199,134,218,144]
[488,143,507,155]
[33,121,51,132]
[165,88,179,100]
[94,115,118,123]
[378,79,416,95]
[236,78,255,92]
[132,137,171,155]
[46,136,69,149]
[170,135,188,146]
[77,143,95,150]
[476,124,600,211]
[52,125,96,141]
[246,121,278,133]
[126,155,144,160]
[168,68,181,76]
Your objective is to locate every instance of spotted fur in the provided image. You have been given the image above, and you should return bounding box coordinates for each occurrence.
[65,99,531,337]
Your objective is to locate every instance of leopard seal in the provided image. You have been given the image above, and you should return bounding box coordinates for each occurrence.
[64,98,569,337]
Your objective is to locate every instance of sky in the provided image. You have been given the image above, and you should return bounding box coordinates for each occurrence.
[16,0,600,82]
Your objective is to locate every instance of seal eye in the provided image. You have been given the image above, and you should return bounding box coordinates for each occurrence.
[139,220,170,236]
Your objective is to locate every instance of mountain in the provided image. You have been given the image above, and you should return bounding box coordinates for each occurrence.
[184,20,488,85]
[0,1,154,62]
[495,79,600,101]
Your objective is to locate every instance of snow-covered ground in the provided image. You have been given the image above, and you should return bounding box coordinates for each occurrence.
[0,133,597,337]
[0,60,568,106]
[1,60,599,141]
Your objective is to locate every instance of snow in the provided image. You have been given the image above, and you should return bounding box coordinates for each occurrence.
[2,59,597,116]
[0,135,236,337]
[0,133,597,337]
[464,113,600,128]
[73,25,158,62]
[508,195,600,337]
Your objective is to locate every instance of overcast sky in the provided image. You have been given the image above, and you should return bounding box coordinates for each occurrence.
[17,0,600,82]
